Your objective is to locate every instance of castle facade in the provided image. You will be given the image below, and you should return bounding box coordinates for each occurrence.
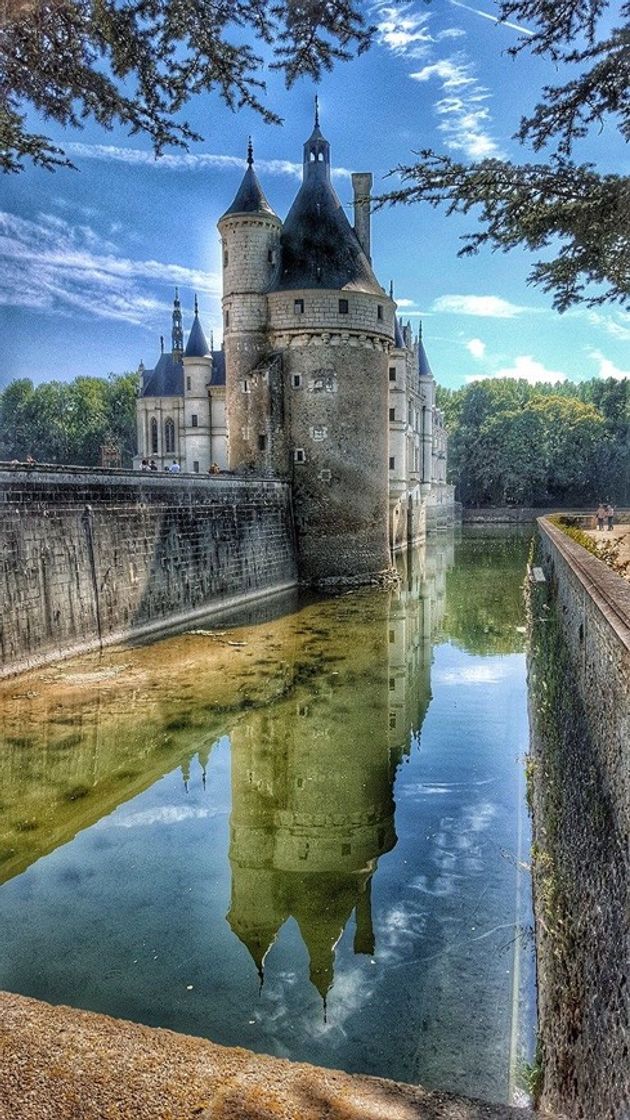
[136,110,454,583]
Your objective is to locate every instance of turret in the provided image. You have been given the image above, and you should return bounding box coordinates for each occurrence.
[218,141,283,474]
[181,295,212,472]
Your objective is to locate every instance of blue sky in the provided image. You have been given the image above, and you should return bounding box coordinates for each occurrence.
[0,0,628,391]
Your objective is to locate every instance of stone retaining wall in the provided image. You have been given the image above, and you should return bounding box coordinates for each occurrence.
[527,517,630,1119]
[0,467,297,678]
[463,507,629,525]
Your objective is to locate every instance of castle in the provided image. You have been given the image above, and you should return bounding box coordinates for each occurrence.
[135,107,454,583]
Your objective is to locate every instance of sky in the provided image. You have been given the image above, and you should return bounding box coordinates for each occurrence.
[0,0,628,392]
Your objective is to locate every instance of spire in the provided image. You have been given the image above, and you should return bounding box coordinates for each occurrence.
[220,144,277,219]
[418,319,433,378]
[185,299,210,358]
[171,289,183,355]
[210,330,214,352]
[303,99,330,182]
[160,335,164,354]
[389,279,394,300]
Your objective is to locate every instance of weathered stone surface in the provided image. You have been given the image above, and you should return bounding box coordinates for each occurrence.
[0,991,544,1120]
[529,518,630,1120]
[0,468,297,678]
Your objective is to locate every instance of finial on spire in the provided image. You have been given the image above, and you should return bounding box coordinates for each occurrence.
[247,136,254,166]
[174,287,179,302]
[210,330,214,352]
[389,279,394,299]
[315,94,320,128]
[194,294,199,316]
[418,319,423,339]
[160,335,164,353]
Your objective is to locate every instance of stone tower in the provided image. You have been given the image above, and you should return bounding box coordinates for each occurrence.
[266,107,395,583]
[217,139,283,474]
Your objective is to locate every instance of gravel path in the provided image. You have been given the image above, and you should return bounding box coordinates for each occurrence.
[0,991,550,1120]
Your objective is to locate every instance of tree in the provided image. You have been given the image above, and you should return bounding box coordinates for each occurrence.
[0,0,371,173]
[0,372,138,464]
[440,377,628,506]
[381,0,630,310]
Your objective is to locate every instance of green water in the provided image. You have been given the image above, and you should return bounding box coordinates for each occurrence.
[0,529,535,1105]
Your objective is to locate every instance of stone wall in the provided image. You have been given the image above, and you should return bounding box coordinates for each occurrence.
[527,517,630,1119]
[464,507,629,524]
[0,468,297,678]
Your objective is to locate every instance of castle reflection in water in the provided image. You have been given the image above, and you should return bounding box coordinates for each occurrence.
[0,537,455,1001]
[226,538,454,999]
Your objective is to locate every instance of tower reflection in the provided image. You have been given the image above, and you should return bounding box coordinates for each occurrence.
[227,536,454,997]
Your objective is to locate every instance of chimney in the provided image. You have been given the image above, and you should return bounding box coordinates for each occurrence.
[351,172,373,262]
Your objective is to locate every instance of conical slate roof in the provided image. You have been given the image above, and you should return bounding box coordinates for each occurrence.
[185,306,210,357]
[220,141,277,220]
[277,180,384,295]
[418,324,433,377]
[275,118,384,296]
[394,316,404,348]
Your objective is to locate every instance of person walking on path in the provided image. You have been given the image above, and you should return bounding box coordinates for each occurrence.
[596,503,606,530]
[606,504,615,531]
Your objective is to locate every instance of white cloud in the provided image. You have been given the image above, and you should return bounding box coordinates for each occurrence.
[466,355,568,383]
[466,337,486,358]
[411,56,475,89]
[449,0,534,36]
[581,310,630,342]
[0,210,220,329]
[588,349,630,380]
[433,293,528,317]
[64,142,351,180]
[434,662,509,685]
[374,2,433,56]
[410,54,502,159]
[373,0,501,160]
[396,297,417,308]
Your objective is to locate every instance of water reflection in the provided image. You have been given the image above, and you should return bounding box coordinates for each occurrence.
[0,530,533,1104]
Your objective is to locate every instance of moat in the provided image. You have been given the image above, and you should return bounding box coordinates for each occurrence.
[0,528,535,1107]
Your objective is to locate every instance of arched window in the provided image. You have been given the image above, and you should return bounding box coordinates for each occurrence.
[165,417,175,453]
[150,416,158,454]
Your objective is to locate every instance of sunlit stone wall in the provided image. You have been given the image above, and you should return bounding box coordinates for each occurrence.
[0,467,297,678]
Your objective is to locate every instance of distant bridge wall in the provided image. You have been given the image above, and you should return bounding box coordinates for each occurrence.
[0,467,297,678]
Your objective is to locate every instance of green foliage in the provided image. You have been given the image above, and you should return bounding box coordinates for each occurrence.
[440,377,629,507]
[0,0,371,172]
[442,530,532,654]
[0,372,138,465]
[379,0,629,310]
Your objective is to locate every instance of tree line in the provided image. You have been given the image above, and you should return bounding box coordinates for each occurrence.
[436,377,629,507]
[0,374,138,466]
